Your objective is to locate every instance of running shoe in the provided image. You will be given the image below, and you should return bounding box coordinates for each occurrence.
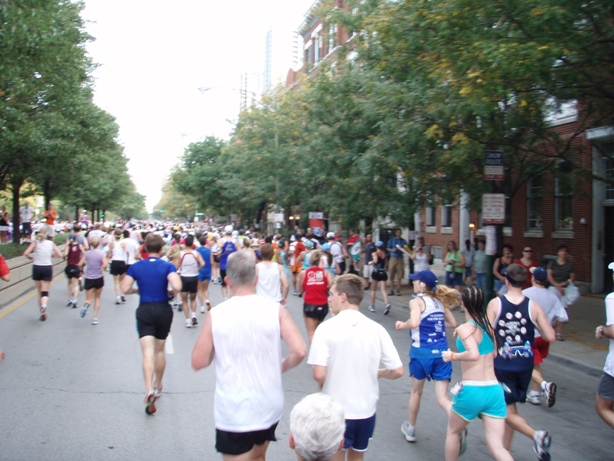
[144,389,157,415]
[384,303,391,315]
[401,421,416,442]
[40,305,47,322]
[66,299,73,307]
[154,386,163,399]
[397,290,401,296]
[544,382,557,408]
[556,333,565,341]
[80,302,90,319]
[389,289,395,296]
[533,430,551,461]
[72,301,78,309]
[369,305,376,312]
[293,290,299,296]
[527,393,541,405]
[200,305,205,314]
[191,315,198,326]
[121,295,126,303]
[459,427,468,455]
[177,303,183,312]
[115,296,121,305]
[206,300,212,311]
[185,319,192,328]
[91,318,99,325]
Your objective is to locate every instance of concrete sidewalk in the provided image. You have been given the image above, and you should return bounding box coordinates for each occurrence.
[372,265,609,376]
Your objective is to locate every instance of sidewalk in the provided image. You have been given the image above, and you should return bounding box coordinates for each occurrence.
[372,264,609,376]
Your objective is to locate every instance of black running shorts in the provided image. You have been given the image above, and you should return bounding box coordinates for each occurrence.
[216,422,278,456]
[181,275,198,294]
[65,264,80,279]
[32,265,52,282]
[303,303,329,321]
[110,260,127,276]
[84,277,104,290]
[136,302,173,339]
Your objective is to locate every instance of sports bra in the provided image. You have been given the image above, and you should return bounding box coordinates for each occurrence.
[455,320,494,355]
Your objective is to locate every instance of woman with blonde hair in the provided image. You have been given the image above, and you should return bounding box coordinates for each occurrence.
[396,270,458,443]
[23,226,62,321]
[79,236,108,325]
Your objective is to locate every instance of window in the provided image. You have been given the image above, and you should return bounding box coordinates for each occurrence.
[442,205,453,227]
[603,143,614,200]
[527,175,543,230]
[328,24,337,52]
[426,207,436,227]
[555,161,573,230]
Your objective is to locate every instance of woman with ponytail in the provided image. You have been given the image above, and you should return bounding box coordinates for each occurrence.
[440,286,512,461]
[396,270,458,444]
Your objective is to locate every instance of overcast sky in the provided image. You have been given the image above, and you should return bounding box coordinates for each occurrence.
[83,0,313,211]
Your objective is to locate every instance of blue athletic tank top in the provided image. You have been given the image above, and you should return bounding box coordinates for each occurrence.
[456,320,494,355]
[219,240,237,270]
[494,295,535,371]
[410,294,449,358]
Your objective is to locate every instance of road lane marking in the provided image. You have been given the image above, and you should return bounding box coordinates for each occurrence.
[165,334,174,354]
[0,274,65,320]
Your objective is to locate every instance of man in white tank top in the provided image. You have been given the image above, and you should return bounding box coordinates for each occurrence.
[256,243,289,304]
[192,251,306,459]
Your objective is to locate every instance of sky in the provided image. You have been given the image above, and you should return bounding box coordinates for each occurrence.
[82,0,314,212]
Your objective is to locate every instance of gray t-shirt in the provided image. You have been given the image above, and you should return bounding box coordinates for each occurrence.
[547,259,574,284]
[522,286,568,337]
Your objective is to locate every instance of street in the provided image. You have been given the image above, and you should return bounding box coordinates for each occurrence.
[0,272,612,461]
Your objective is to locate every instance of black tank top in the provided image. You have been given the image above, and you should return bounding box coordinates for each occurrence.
[494,295,535,371]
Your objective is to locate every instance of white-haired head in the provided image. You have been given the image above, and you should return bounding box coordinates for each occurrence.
[290,393,345,461]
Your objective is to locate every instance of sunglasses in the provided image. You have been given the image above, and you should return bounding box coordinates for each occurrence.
[524,250,533,253]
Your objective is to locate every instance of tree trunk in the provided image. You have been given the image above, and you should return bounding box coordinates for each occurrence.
[11,177,24,244]
[43,180,51,210]
[75,205,79,223]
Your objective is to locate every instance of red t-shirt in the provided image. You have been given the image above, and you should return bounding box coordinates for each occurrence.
[303,267,329,305]
[0,254,9,278]
[514,258,539,290]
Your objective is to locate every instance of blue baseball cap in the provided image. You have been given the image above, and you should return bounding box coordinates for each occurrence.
[409,270,439,290]
[375,241,384,247]
[322,243,331,251]
[530,266,548,282]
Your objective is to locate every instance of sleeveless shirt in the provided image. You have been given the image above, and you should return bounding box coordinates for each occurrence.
[494,295,535,371]
[410,294,449,358]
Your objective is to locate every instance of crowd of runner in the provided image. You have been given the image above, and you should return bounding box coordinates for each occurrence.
[1,217,613,461]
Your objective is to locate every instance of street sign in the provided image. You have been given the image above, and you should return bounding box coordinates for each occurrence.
[484,150,504,180]
[309,212,324,219]
[274,213,284,223]
[482,193,506,224]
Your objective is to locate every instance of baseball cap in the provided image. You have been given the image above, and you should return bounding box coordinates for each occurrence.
[322,243,331,251]
[305,240,314,249]
[530,266,548,282]
[224,225,233,235]
[409,270,439,290]
[326,232,335,239]
[375,240,384,247]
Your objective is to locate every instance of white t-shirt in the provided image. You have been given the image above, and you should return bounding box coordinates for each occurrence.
[122,238,139,265]
[329,241,344,264]
[210,295,284,431]
[604,293,614,378]
[308,309,403,419]
[522,286,568,338]
[19,206,35,223]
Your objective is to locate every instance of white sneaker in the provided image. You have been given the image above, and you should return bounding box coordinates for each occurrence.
[543,382,557,408]
[527,393,541,405]
[401,421,416,442]
[369,305,376,312]
[200,305,205,314]
[91,318,99,325]
[115,296,121,305]
[185,319,192,328]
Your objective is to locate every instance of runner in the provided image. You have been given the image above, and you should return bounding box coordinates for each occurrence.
[396,270,458,443]
[63,234,85,309]
[441,286,512,461]
[78,236,108,325]
[256,243,289,305]
[298,250,332,343]
[175,235,204,328]
[218,225,238,300]
[368,241,391,314]
[108,228,128,305]
[121,233,181,414]
[23,226,62,321]
[595,261,614,429]
[196,235,213,314]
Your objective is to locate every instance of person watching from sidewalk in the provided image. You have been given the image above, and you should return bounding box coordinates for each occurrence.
[121,233,182,414]
[514,247,539,290]
[192,250,306,460]
[396,270,458,444]
[486,263,556,461]
[461,239,476,285]
[444,240,466,298]
[328,232,346,276]
[523,267,567,408]
[493,244,514,296]
[387,229,407,296]
[308,274,404,461]
[41,203,58,241]
[595,261,614,430]
[472,240,488,293]
[19,201,36,243]
[441,286,513,461]
[547,244,575,341]
[289,393,345,461]
[362,233,375,289]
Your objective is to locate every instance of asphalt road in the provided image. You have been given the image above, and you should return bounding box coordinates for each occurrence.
[0,271,612,460]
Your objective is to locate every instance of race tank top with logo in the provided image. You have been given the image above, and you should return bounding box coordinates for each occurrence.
[494,295,535,371]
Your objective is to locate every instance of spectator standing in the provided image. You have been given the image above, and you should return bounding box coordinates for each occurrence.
[0,205,10,244]
[444,240,465,296]
[362,233,375,289]
[41,203,58,240]
[547,244,575,341]
[472,240,487,293]
[191,251,306,460]
[493,244,514,296]
[308,274,404,461]
[595,261,614,430]
[19,201,36,243]
[386,229,407,296]
[461,239,476,285]
[411,243,430,274]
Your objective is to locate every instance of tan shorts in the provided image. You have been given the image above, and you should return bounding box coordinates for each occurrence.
[388,257,404,281]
